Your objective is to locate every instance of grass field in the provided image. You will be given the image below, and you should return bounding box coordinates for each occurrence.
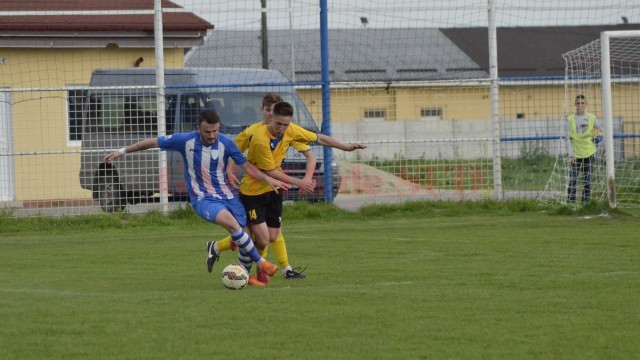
[1,201,639,359]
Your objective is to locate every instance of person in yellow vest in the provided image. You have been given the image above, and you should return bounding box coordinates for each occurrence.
[567,95,603,203]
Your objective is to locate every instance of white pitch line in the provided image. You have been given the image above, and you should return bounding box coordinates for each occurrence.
[378,281,413,286]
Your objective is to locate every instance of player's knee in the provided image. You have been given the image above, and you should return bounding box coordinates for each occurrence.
[215,210,240,232]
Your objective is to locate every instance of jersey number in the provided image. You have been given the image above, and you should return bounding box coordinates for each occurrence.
[248,209,257,220]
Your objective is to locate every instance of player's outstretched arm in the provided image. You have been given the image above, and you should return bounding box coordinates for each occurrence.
[103,138,159,164]
[316,134,366,152]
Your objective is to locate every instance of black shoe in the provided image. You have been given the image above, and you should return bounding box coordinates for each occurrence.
[283,267,306,279]
[205,241,219,273]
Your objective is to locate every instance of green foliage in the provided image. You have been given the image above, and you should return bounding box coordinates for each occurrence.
[501,155,556,191]
[1,211,639,359]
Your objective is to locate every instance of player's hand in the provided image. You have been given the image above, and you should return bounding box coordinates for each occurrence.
[103,151,121,164]
[296,178,315,193]
[298,178,316,195]
[266,177,290,193]
[227,170,240,189]
[345,143,367,151]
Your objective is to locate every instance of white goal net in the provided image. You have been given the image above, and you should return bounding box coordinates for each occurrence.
[541,31,640,208]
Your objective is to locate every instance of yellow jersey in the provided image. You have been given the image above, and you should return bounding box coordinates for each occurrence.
[240,122,318,196]
[235,122,311,153]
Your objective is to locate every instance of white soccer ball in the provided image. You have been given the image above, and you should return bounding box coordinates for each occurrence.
[220,264,249,290]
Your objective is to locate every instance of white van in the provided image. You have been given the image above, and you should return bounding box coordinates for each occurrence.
[79,68,338,212]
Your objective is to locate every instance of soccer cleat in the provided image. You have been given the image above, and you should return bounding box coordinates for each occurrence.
[248,275,266,287]
[205,241,219,273]
[259,260,278,277]
[256,267,270,285]
[283,267,307,279]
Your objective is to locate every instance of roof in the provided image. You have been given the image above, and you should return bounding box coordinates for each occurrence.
[442,24,640,78]
[0,0,213,48]
[186,29,487,82]
[187,25,640,81]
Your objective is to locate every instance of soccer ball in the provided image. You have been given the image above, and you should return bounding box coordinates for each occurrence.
[220,264,249,290]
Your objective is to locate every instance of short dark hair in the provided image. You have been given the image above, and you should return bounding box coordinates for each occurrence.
[575,94,586,101]
[273,101,294,117]
[262,93,283,109]
[199,109,220,125]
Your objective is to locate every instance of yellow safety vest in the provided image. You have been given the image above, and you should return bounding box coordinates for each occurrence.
[568,113,597,159]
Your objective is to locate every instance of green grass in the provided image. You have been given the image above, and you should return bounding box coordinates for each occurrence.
[1,201,639,359]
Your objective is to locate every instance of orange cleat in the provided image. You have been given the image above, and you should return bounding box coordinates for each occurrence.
[259,261,278,277]
[256,267,270,285]
[248,275,266,287]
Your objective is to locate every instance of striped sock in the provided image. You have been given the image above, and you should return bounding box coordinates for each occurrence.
[230,228,263,264]
[238,249,253,273]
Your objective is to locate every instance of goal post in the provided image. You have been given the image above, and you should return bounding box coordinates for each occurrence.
[600,30,640,208]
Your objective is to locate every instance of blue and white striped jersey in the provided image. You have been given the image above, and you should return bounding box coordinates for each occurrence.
[158,131,247,204]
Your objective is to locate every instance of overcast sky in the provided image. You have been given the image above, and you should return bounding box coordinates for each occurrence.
[174,0,640,30]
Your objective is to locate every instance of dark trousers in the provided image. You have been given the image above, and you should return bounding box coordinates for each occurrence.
[567,155,594,203]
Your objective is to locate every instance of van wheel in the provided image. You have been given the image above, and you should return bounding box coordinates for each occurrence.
[95,175,126,213]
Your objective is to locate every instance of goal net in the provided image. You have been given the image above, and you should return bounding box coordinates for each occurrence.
[541,31,640,208]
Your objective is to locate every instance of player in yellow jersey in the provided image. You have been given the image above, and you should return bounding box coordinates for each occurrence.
[239,101,366,285]
[206,93,316,284]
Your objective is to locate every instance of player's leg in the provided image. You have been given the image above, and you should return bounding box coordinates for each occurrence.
[254,191,283,283]
[264,191,305,279]
[271,231,306,279]
[241,192,278,285]
[270,231,288,270]
[195,198,275,277]
[226,196,275,273]
[238,193,278,285]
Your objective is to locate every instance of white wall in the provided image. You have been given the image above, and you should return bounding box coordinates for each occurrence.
[331,118,568,161]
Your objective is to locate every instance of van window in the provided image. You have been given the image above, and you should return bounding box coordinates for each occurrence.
[180,93,214,131]
[85,94,160,133]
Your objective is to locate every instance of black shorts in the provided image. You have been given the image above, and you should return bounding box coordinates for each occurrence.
[240,191,283,228]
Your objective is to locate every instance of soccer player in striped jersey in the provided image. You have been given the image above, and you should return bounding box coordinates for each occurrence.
[103,109,287,286]
[209,93,316,283]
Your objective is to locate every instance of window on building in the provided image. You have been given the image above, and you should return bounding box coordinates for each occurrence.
[420,107,443,120]
[67,88,88,145]
[364,109,387,121]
